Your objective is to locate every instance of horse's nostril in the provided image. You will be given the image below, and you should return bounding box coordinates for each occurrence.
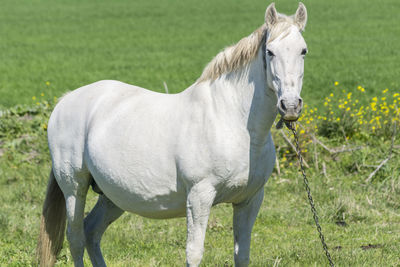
[280,99,287,111]
[298,98,303,109]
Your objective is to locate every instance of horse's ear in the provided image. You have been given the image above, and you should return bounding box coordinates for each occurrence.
[265,3,278,29]
[294,2,307,31]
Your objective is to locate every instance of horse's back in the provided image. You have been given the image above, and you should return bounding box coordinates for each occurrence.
[47,81,140,177]
[48,80,149,163]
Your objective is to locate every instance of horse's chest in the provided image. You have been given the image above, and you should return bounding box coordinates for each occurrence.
[214,146,275,203]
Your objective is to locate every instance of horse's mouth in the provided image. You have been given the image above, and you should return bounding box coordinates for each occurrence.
[281,112,300,122]
[283,117,298,122]
[276,115,300,129]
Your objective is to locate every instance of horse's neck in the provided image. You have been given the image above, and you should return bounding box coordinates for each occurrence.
[192,48,278,145]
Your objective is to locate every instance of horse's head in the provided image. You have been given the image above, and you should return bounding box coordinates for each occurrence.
[264,2,308,121]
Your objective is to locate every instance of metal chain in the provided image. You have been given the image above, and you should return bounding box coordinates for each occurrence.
[285,121,335,267]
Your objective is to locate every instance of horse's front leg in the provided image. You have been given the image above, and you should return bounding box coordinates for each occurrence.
[185,181,216,267]
[232,188,264,267]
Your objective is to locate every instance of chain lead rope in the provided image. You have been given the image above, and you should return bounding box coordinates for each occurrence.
[285,121,335,267]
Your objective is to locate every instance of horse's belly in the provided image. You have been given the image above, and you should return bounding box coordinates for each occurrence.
[93,172,187,218]
[112,190,187,219]
[86,145,187,219]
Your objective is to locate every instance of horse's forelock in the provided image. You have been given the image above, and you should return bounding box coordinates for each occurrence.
[267,15,298,44]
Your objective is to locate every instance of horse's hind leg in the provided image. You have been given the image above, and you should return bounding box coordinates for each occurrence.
[59,172,91,267]
[84,194,124,266]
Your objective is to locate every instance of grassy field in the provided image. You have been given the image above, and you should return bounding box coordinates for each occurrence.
[1,0,400,266]
[1,0,400,108]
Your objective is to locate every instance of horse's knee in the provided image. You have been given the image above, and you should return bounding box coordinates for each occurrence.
[186,252,203,267]
[186,244,204,267]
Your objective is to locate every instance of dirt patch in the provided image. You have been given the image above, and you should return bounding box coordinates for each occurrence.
[335,220,348,227]
[360,244,383,250]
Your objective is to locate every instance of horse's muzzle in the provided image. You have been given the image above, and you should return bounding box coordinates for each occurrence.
[278,96,303,121]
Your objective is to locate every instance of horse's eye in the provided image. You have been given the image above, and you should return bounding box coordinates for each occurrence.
[301,48,308,56]
[267,49,275,57]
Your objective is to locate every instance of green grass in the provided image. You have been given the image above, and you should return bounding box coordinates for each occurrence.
[1,0,400,266]
[1,0,400,108]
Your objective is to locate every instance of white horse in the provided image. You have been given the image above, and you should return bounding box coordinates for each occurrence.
[37,3,308,266]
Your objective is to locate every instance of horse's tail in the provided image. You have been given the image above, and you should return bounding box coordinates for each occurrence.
[37,168,66,267]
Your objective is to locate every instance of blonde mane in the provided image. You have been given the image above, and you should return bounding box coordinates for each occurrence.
[197,14,297,83]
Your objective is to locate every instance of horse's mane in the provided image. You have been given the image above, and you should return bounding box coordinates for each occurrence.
[197,14,297,83]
